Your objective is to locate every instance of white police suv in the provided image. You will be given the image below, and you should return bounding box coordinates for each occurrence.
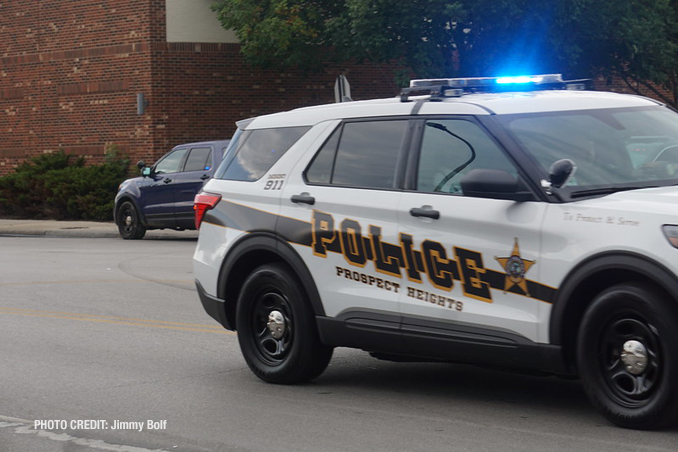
[193,74,678,429]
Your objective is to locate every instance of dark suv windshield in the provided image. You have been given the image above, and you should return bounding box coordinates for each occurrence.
[500,106,678,194]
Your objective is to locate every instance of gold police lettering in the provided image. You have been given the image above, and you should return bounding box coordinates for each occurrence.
[336,267,400,293]
[311,210,494,303]
[407,287,463,311]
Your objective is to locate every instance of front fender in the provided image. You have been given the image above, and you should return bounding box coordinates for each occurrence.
[114,187,147,226]
[549,251,678,367]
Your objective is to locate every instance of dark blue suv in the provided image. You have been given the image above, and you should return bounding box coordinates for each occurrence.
[114,140,231,239]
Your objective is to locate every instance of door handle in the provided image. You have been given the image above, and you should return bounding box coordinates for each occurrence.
[163,178,172,184]
[410,206,440,220]
[291,193,315,205]
[200,174,210,180]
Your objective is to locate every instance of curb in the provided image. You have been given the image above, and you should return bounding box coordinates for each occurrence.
[0,219,198,240]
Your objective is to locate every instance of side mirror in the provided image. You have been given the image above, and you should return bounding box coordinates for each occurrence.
[549,159,576,189]
[460,169,535,201]
[137,160,151,177]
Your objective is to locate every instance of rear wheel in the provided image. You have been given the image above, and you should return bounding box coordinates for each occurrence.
[117,201,146,240]
[577,283,678,429]
[236,263,333,384]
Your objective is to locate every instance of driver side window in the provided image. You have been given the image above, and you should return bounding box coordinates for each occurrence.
[417,119,517,194]
[154,148,188,174]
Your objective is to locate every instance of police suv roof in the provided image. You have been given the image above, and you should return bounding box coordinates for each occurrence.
[245,75,661,130]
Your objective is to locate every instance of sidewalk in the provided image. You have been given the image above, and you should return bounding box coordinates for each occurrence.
[0,219,198,239]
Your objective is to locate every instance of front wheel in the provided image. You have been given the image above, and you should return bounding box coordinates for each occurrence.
[117,201,146,240]
[236,263,333,384]
[577,283,678,429]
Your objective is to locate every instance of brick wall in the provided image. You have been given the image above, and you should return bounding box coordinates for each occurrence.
[0,0,154,173]
[0,0,399,175]
[147,42,399,160]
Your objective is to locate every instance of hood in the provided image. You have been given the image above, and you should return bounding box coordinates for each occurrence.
[580,186,678,214]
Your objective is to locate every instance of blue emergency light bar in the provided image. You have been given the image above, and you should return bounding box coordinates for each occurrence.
[400,74,589,102]
[496,75,547,84]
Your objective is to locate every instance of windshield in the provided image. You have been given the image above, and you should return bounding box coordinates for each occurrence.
[500,106,678,195]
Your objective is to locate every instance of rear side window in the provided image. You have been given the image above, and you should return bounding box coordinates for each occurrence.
[216,126,310,181]
[306,120,408,189]
[184,147,212,172]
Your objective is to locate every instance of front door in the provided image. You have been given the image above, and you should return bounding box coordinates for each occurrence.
[397,117,548,359]
[140,147,188,228]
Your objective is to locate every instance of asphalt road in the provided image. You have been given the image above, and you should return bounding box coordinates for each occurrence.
[0,236,676,452]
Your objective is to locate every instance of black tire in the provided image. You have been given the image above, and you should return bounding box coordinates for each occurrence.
[236,263,333,384]
[117,201,146,240]
[577,283,678,429]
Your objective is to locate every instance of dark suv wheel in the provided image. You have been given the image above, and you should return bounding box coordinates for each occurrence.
[577,283,678,429]
[236,263,333,384]
[117,201,146,240]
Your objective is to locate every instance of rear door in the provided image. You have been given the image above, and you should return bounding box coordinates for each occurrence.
[171,146,213,229]
[279,118,412,349]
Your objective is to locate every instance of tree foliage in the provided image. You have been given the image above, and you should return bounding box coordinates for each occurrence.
[212,0,678,105]
[563,0,678,106]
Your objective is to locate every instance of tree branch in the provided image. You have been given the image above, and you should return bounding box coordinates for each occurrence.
[619,73,677,108]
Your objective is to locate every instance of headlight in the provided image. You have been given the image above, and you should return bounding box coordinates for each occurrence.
[662,225,678,248]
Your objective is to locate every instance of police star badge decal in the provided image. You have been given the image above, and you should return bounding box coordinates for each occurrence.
[495,238,535,296]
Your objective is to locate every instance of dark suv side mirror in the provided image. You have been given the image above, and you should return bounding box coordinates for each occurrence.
[460,169,535,202]
[137,160,152,177]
